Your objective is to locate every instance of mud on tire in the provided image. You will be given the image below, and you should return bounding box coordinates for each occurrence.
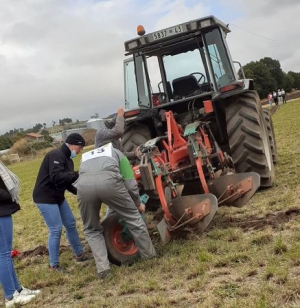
[262,108,277,164]
[225,90,275,188]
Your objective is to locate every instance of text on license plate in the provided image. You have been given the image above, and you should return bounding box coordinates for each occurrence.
[152,25,184,41]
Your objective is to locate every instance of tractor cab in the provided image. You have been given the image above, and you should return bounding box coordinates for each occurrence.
[124,15,244,111]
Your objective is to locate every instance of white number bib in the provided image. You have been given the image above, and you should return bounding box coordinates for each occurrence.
[81,143,113,163]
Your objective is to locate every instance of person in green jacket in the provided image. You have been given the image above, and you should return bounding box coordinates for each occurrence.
[75,143,156,279]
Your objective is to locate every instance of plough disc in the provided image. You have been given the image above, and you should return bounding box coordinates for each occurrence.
[168,193,218,233]
[207,172,260,207]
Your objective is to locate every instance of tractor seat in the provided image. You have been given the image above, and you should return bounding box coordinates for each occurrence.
[172,75,202,99]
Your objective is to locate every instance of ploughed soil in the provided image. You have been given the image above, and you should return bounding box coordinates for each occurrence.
[208,207,300,232]
[18,245,70,259]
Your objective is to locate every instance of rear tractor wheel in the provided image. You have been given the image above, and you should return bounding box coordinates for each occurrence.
[225,90,275,188]
[122,122,151,165]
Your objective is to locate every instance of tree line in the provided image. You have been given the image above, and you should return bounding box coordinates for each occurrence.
[242,57,300,98]
[0,118,73,151]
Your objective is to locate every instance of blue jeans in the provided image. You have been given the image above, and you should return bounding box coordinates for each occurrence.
[0,216,21,299]
[36,199,83,267]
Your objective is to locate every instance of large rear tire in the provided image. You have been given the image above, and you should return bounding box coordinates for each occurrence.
[122,122,151,165]
[102,213,139,266]
[225,91,275,188]
[122,122,160,209]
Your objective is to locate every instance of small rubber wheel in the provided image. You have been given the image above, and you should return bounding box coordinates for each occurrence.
[102,213,139,266]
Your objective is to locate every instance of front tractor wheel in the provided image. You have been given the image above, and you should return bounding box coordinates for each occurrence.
[102,213,139,266]
[225,91,275,188]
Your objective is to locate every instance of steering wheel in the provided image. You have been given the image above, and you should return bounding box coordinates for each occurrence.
[189,72,206,84]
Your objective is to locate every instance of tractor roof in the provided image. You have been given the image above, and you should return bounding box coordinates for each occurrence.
[124,15,230,55]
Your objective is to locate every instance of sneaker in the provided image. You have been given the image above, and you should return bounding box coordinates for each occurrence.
[97,269,112,280]
[5,291,36,307]
[75,251,93,263]
[49,265,65,272]
[20,285,41,296]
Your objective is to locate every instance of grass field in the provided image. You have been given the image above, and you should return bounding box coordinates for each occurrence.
[2,99,300,308]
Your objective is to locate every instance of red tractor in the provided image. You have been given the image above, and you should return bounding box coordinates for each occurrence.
[102,16,276,265]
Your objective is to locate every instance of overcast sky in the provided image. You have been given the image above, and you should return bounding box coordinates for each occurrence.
[1,0,299,134]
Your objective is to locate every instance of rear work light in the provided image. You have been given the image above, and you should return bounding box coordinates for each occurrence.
[124,109,141,118]
[203,100,214,113]
[220,81,244,93]
[127,40,139,50]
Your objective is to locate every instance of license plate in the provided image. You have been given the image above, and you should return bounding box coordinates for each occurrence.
[152,25,184,41]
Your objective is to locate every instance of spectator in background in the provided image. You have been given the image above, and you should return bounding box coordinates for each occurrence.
[273,90,278,105]
[267,92,273,108]
[0,161,40,307]
[277,89,282,104]
[33,133,91,271]
[281,88,286,104]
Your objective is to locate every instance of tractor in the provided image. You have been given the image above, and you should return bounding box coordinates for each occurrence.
[102,15,276,266]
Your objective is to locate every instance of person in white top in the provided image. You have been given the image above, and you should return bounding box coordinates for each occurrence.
[277,89,282,104]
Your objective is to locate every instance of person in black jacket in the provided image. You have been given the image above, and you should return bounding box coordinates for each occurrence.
[33,133,90,271]
[0,161,40,307]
